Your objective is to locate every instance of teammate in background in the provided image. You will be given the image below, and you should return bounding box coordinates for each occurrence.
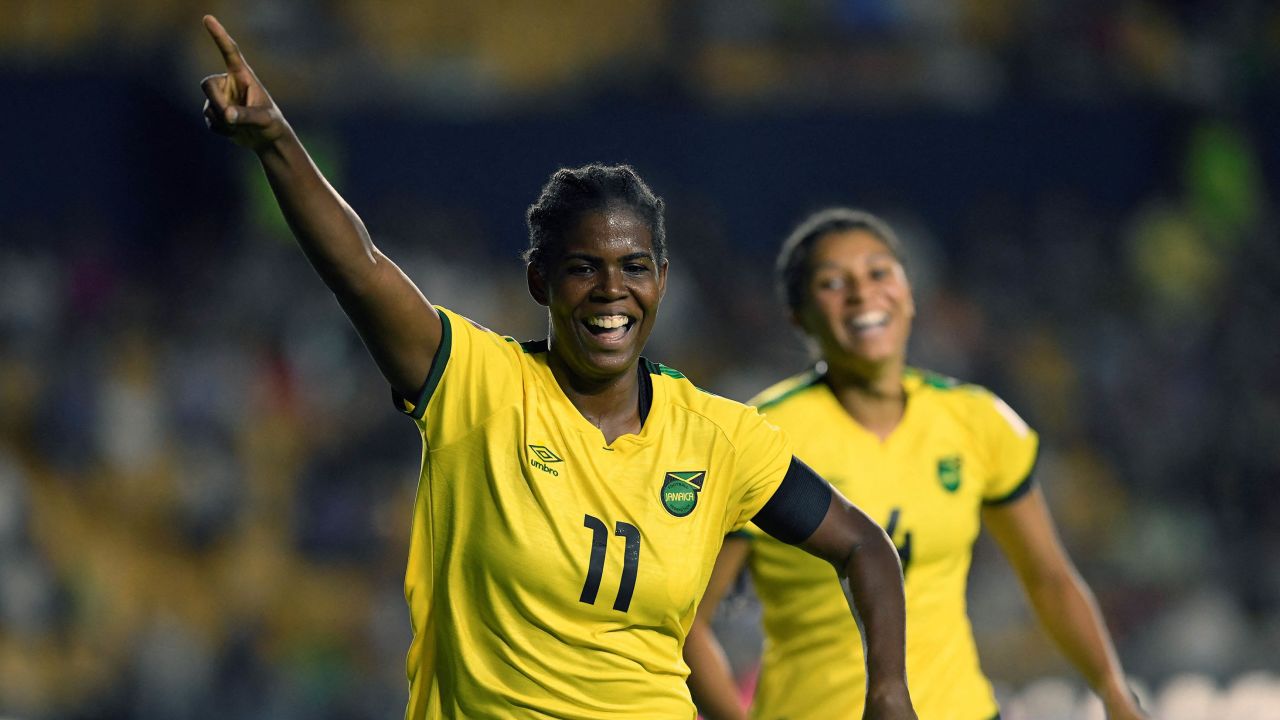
[199,17,917,720]
[684,209,1147,720]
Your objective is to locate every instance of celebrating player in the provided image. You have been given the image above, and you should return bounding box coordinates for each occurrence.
[199,17,916,720]
[684,209,1147,720]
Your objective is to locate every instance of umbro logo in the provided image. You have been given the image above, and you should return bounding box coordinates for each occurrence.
[528,444,563,476]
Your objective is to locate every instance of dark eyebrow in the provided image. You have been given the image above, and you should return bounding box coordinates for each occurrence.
[561,251,655,264]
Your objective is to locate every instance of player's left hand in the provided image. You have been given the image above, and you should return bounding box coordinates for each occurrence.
[1104,698,1150,720]
[1100,684,1150,720]
[861,689,918,720]
[199,15,290,152]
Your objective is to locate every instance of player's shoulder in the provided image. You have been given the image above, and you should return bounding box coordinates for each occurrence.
[905,367,1031,437]
[645,358,759,428]
[749,367,826,412]
[904,366,984,399]
[437,305,531,355]
[905,366,996,413]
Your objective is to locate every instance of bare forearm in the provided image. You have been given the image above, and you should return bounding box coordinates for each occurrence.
[256,130,440,395]
[256,130,380,294]
[798,492,914,717]
[1025,571,1131,700]
[199,16,440,398]
[684,620,747,720]
[982,491,1144,718]
[839,533,910,702]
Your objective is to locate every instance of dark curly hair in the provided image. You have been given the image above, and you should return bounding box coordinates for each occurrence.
[524,164,667,275]
[777,207,905,316]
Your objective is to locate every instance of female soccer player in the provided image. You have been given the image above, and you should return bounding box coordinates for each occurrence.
[684,208,1146,720]
[199,17,916,720]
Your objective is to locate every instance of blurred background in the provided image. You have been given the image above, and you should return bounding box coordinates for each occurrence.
[2,1,1278,718]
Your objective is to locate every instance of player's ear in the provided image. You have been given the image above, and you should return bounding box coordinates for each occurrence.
[657,259,669,300]
[527,263,549,306]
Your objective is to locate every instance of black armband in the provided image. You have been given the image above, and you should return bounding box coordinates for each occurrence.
[752,457,832,545]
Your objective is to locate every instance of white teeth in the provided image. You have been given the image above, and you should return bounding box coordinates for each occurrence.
[852,311,889,329]
[586,315,629,329]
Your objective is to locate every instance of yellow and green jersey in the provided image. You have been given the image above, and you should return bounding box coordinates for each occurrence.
[742,368,1038,720]
[398,307,794,720]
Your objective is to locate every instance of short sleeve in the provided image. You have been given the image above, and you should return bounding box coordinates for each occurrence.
[393,306,453,419]
[725,410,795,533]
[394,306,522,442]
[977,391,1040,505]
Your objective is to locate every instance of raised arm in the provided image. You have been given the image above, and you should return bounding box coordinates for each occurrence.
[982,487,1147,720]
[684,536,751,720]
[199,15,440,400]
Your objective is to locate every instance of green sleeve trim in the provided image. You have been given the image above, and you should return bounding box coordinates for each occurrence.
[755,368,823,411]
[725,529,754,541]
[519,338,548,354]
[983,450,1038,506]
[395,307,453,421]
[905,366,963,390]
[643,357,686,379]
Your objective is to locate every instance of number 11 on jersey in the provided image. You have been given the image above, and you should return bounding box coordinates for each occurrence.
[580,514,642,612]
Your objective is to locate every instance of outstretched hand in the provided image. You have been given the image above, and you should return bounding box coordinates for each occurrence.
[862,691,918,720]
[200,15,288,150]
[1104,693,1151,720]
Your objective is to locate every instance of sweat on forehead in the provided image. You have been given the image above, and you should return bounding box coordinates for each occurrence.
[558,208,657,258]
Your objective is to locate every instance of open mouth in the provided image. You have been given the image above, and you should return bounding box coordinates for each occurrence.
[849,310,890,334]
[583,313,636,343]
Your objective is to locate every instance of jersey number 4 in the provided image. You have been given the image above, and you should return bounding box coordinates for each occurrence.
[580,514,641,612]
[884,508,913,576]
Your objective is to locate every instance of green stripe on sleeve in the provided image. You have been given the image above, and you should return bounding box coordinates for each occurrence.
[754,368,823,410]
[983,450,1039,506]
[395,307,453,421]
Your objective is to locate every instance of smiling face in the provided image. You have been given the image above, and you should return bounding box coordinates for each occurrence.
[528,204,668,386]
[796,228,914,376]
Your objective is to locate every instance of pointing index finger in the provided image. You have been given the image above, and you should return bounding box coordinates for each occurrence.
[202,15,246,72]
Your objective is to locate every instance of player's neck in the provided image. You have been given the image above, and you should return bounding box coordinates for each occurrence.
[548,355,642,444]
[825,359,906,441]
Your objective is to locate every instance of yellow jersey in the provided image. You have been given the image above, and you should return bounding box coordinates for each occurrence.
[398,307,794,719]
[742,368,1038,720]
